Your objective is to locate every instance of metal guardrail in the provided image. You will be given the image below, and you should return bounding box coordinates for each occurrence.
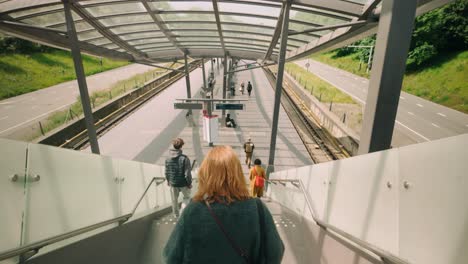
[267,179,411,264]
[0,177,167,262]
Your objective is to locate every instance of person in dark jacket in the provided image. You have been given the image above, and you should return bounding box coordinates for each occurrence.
[164,146,284,264]
[165,138,192,218]
[247,81,253,96]
[225,113,237,128]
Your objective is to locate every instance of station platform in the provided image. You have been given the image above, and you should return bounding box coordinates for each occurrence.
[89,60,313,175]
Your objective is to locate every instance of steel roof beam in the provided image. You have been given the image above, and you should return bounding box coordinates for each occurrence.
[212,0,227,55]
[264,2,286,62]
[69,1,147,61]
[140,0,186,56]
[289,20,370,36]
[285,0,454,61]
[0,16,133,62]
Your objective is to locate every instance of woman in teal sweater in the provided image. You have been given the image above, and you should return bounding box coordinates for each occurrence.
[163,146,284,263]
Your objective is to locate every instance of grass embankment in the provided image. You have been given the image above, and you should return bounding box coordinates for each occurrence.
[38,67,170,137]
[312,50,468,113]
[0,50,129,99]
[285,63,357,104]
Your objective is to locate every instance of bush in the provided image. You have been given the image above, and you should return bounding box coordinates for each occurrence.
[407,43,438,69]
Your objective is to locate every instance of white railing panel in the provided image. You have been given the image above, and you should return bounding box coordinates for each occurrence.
[398,134,468,264]
[24,144,120,244]
[324,149,400,254]
[298,164,331,221]
[0,139,27,258]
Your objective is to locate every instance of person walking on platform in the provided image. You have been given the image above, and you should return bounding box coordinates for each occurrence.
[243,138,255,168]
[163,146,284,264]
[239,81,245,95]
[247,81,253,96]
[250,159,266,198]
[165,138,192,218]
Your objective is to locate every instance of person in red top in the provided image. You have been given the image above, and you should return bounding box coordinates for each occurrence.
[249,159,266,198]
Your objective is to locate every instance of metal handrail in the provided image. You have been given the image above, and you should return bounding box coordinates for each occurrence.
[267,179,411,264]
[0,177,167,262]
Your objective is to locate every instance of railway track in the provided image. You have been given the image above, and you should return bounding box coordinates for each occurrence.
[262,67,349,163]
[61,61,201,150]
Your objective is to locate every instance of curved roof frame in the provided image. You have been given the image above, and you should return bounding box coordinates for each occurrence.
[0,0,450,63]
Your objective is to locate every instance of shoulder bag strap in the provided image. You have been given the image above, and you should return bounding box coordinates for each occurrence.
[256,198,266,263]
[204,200,250,263]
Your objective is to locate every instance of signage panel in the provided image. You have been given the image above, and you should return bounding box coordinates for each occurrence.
[174,103,203,110]
[215,103,244,110]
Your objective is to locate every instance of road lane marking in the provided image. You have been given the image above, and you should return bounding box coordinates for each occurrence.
[432,123,440,128]
[437,113,446,117]
[416,103,423,107]
[400,96,405,100]
[0,101,15,105]
[395,121,430,141]
[0,116,8,121]
[408,112,414,116]
[0,103,70,135]
[293,62,430,142]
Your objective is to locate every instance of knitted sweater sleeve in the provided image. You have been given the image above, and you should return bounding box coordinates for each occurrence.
[163,212,186,263]
[262,202,285,263]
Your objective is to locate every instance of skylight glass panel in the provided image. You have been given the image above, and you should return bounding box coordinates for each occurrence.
[85,3,145,17]
[290,10,347,26]
[160,13,215,22]
[100,14,153,27]
[220,15,276,27]
[222,24,274,35]
[102,43,119,50]
[171,30,218,36]
[218,2,280,17]
[120,32,165,40]
[136,42,174,49]
[176,37,220,42]
[223,32,271,41]
[149,1,213,11]
[20,11,65,27]
[87,38,112,46]
[289,22,330,36]
[128,38,170,45]
[78,30,103,41]
[166,22,216,30]
[9,5,62,19]
[111,24,159,35]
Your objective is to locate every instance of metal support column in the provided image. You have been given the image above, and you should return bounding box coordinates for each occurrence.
[222,54,228,119]
[62,0,100,154]
[184,53,192,114]
[201,58,207,91]
[267,1,291,176]
[227,59,233,98]
[358,0,418,154]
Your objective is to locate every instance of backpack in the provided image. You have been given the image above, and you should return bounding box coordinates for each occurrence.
[245,143,253,153]
[254,167,265,188]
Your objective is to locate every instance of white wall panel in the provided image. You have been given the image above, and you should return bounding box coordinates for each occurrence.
[324,149,399,254]
[399,134,468,264]
[24,144,120,244]
[0,139,27,263]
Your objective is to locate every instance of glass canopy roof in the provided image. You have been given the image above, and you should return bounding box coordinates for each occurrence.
[0,0,381,63]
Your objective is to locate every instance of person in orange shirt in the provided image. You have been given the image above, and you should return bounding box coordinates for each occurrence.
[249,159,266,198]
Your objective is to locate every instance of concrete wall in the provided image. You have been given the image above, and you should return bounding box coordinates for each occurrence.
[267,134,468,264]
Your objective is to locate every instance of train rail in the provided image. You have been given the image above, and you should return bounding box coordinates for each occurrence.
[60,61,201,150]
[262,67,349,163]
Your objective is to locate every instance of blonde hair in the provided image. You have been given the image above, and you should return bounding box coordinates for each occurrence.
[193,146,250,204]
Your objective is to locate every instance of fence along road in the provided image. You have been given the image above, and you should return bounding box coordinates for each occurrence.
[0,63,155,137]
[296,59,468,146]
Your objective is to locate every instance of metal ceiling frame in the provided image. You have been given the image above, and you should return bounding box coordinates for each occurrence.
[140,0,186,56]
[212,0,227,55]
[0,0,453,63]
[264,2,287,62]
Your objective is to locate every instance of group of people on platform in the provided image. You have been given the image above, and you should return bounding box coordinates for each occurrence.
[225,81,253,128]
[163,138,283,263]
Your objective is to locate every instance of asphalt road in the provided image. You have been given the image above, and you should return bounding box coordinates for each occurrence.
[0,63,154,136]
[296,59,468,146]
